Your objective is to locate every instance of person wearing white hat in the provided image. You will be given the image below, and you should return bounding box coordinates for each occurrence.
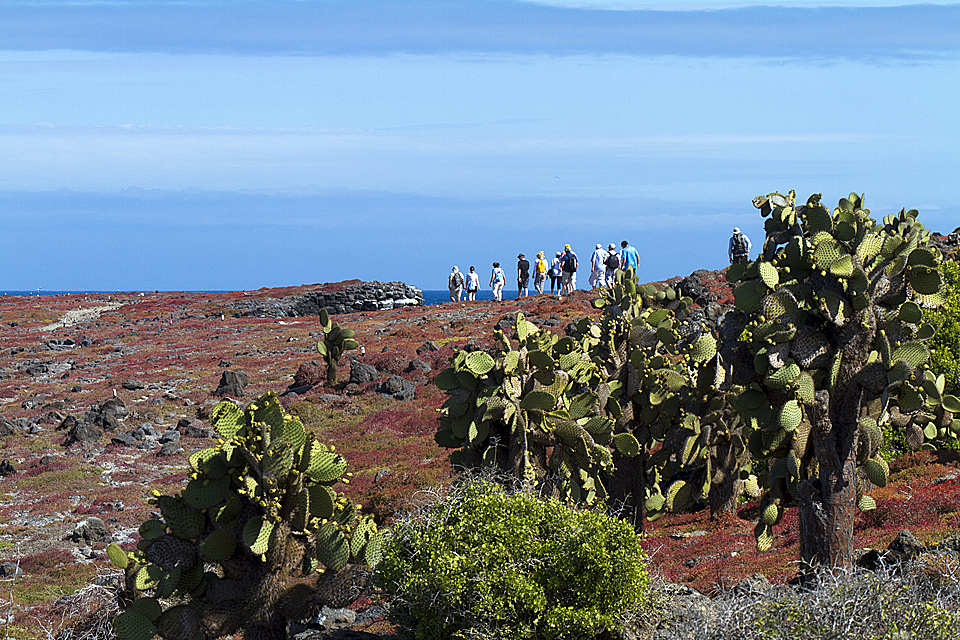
[589,243,608,289]
[729,227,752,264]
[448,266,465,302]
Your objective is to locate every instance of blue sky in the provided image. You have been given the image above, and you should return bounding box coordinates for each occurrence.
[1,0,959,291]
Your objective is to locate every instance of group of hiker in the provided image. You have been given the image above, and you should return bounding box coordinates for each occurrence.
[448,227,753,303]
[447,229,751,303]
[447,240,644,302]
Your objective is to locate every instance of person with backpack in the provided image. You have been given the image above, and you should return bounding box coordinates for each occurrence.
[560,244,579,295]
[534,251,548,294]
[604,243,619,286]
[549,251,563,295]
[729,227,752,264]
[465,266,480,301]
[489,262,506,301]
[517,253,530,298]
[589,244,608,289]
[619,240,640,273]
[448,266,465,302]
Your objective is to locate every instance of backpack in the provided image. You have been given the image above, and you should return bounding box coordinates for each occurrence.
[605,253,619,270]
[537,259,547,274]
[453,272,464,288]
[732,232,748,255]
[562,254,578,273]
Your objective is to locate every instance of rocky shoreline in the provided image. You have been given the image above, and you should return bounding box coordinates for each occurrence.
[229,281,424,318]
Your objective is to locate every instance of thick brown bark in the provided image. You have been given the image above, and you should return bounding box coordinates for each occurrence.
[710,432,749,519]
[799,366,863,569]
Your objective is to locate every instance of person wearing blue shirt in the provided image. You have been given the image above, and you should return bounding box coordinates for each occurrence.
[619,240,640,272]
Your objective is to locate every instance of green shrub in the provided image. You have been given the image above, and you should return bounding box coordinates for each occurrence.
[926,260,960,397]
[375,477,651,640]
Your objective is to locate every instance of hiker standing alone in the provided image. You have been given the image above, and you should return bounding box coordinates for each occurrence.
[549,252,563,295]
[490,262,506,301]
[465,266,480,301]
[729,227,751,264]
[517,253,530,298]
[589,244,608,289]
[619,240,640,273]
[533,251,548,294]
[560,245,579,295]
[448,266,465,302]
[603,243,619,286]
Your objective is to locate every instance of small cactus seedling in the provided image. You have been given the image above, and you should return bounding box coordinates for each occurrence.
[316,309,360,385]
[109,392,382,640]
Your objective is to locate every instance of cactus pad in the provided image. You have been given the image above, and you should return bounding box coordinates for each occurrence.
[520,390,557,412]
[210,401,245,440]
[764,363,800,390]
[113,609,158,640]
[613,432,640,457]
[465,351,496,376]
[863,457,889,487]
[908,265,942,295]
[891,341,929,370]
[777,400,802,432]
[139,518,167,541]
[690,333,717,363]
[760,502,780,526]
[158,496,203,540]
[734,281,764,314]
[303,443,348,483]
[155,604,202,640]
[145,534,198,572]
[316,525,350,571]
[106,542,129,569]
[182,476,229,510]
[200,528,237,564]
[758,261,779,290]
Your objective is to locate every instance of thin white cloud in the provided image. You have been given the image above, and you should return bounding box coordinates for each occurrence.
[2,1,959,60]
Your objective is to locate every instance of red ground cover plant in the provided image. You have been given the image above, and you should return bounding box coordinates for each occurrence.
[0,278,957,639]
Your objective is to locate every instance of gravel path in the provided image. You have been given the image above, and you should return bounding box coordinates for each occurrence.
[40,302,124,331]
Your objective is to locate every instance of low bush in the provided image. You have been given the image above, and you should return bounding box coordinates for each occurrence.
[926,260,960,397]
[688,564,960,640]
[375,476,651,640]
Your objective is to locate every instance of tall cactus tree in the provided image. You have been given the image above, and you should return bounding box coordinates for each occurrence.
[316,309,360,385]
[107,393,383,640]
[727,191,957,570]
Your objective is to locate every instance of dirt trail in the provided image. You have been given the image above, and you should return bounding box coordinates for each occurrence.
[40,302,124,331]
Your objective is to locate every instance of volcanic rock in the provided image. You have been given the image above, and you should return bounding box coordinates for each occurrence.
[214,370,248,396]
[70,516,108,544]
[349,361,378,385]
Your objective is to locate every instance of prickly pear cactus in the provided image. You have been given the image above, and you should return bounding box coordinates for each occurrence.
[316,309,360,385]
[729,191,956,567]
[435,311,612,504]
[590,266,747,525]
[108,392,382,640]
[433,269,747,529]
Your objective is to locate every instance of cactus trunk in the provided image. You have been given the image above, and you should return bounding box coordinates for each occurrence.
[709,434,749,519]
[798,389,859,570]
